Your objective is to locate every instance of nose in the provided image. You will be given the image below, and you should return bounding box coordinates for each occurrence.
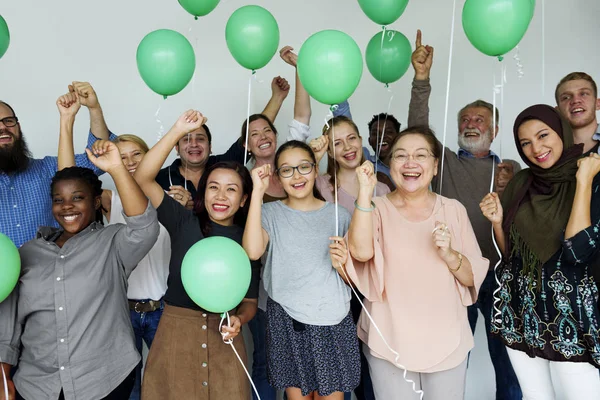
[292,167,302,179]
[215,187,227,199]
[531,140,543,155]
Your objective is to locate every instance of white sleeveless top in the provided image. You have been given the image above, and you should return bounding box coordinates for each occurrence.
[109,191,170,300]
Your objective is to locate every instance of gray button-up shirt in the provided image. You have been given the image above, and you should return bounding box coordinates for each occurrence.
[0,203,159,400]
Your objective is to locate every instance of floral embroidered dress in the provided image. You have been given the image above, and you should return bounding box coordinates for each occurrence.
[492,179,600,368]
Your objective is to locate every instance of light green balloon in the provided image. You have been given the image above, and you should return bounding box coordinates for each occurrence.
[365,30,412,85]
[0,15,9,59]
[0,233,20,303]
[136,29,196,98]
[462,0,535,58]
[181,237,251,313]
[297,30,363,106]
[357,0,409,26]
[178,0,220,19]
[225,5,279,71]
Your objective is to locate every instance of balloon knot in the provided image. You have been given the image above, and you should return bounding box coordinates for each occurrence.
[330,104,339,112]
[252,70,256,75]
[381,25,386,31]
[498,56,504,62]
[194,16,198,21]
[385,83,389,89]
[163,95,168,100]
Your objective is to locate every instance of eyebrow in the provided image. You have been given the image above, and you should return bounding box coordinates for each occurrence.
[394,147,429,152]
[208,181,240,188]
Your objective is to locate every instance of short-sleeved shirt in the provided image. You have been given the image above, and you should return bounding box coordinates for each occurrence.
[261,201,351,326]
[157,194,260,310]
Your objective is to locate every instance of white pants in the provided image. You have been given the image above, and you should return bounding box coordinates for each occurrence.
[364,345,467,400]
[507,347,600,400]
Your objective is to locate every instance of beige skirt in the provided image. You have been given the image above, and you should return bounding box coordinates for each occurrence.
[141,304,250,399]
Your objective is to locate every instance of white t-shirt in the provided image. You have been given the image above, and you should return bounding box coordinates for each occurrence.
[109,191,170,301]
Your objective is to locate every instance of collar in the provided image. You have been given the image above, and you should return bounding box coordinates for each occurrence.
[37,221,103,242]
[458,148,501,164]
[591,124,600,141]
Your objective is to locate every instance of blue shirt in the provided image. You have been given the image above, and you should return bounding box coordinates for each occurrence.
[457,148,502,164]
[0,132,114,248]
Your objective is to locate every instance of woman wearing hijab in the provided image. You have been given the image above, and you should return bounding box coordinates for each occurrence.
[480,104,600,399]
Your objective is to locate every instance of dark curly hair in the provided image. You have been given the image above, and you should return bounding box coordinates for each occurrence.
[367,113,401,136]
[50,166,104,224]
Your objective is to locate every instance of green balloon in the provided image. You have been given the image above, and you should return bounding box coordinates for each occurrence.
[0,233,20,303]
[181,237,251,313]
[0,15,9,59]
[136,29,196,98]
[225,5,279,71]
[365,30,412,85]
[178,0,220,19]
[297,30,363,106]
[462,0,535,57]
[357,0,409,26]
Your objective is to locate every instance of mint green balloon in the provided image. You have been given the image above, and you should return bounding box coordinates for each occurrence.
[136,29,196,98]
[181,237,251,313]
[178,0,220,19]
[357,0,409,25]
[297,30,363,106]
[366,30,412,85]
[462,0,535,58]
[0,233,20,303]
[0,15,9,59]
[225,5,279,71]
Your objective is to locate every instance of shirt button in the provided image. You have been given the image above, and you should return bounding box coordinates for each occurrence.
[202,325,207,330]
[13,204,16,208]
[201,362,207,367]
[60,366,65,371]
[201,343,207,349]
[59,307,64,311]
[202,382,208,387]
[60,339,65,343]
[16,224,20,227]
[56,277,61,281]
[202,313,207,318]
[60,255,65,259]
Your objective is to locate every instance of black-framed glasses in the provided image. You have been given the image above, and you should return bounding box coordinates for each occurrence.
[0,116,18,127]
[276,162,315,178]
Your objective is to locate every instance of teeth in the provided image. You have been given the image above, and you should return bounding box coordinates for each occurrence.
[403,173,421,177]
[0,135,11,139]
[259,143,271,149]
[213,205,228,210]
[573,108,584,113]
[292,183,305,188]
[128,169,136,173]
[63,215,78,222]
[536,152,550,160]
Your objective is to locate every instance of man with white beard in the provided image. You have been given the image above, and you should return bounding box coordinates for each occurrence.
[430,100,523,400]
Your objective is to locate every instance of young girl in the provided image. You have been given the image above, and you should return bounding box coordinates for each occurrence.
[133,110,260,400]
[243,140,360,400]
[0,141,159,400]
[480,104,600,399]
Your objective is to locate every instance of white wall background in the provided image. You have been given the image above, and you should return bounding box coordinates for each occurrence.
[1,1,598,398]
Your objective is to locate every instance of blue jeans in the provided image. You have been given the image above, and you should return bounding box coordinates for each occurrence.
[128,299,164,400]
[468,270,522,400]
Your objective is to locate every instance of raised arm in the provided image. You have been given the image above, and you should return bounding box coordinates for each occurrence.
[565,154,600,239]
[261,76,290,123]
[407,30,433,127]
[56,91,81,170]
[69,81,109,140]
[243,165,271,260]
[348,161,378,262]
[134,110,206,209]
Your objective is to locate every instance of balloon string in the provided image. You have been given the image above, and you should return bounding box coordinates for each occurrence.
[439,0,457,196]
[541,0,546,98]
[375,86,394,197]
[491,62,506,326]
[1,355,8,400]
[337,265,424,399]
[326,105,340,237]
[513,46,524,79]
[155,103,165,142]
[244,71,253,166]
[219,312,262,400]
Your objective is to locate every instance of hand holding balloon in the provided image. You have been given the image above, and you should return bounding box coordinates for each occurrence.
[221,315,242,341]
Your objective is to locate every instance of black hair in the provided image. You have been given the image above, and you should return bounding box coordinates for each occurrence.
[238,114,278,158]
[387,125,442,164]
[273,140,325,202]
[367,113,401,136]
[50,166,104,224]
[193,161,253,236]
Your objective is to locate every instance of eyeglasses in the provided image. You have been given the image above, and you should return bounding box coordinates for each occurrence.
[0,116,18,127]
[276,162,315,178]
[391,151,435,164]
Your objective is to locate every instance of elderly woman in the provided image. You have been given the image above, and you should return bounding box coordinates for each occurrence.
[480,104,600,399]
[344,126,488,400]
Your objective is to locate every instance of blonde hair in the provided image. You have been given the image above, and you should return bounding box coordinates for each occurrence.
[112,134,149,153]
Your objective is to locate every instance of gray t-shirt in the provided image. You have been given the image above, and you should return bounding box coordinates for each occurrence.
[261,201,351,325]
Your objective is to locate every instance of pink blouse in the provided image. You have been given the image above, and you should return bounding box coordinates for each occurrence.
[345,195,488,372]
[316,175,390,213]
